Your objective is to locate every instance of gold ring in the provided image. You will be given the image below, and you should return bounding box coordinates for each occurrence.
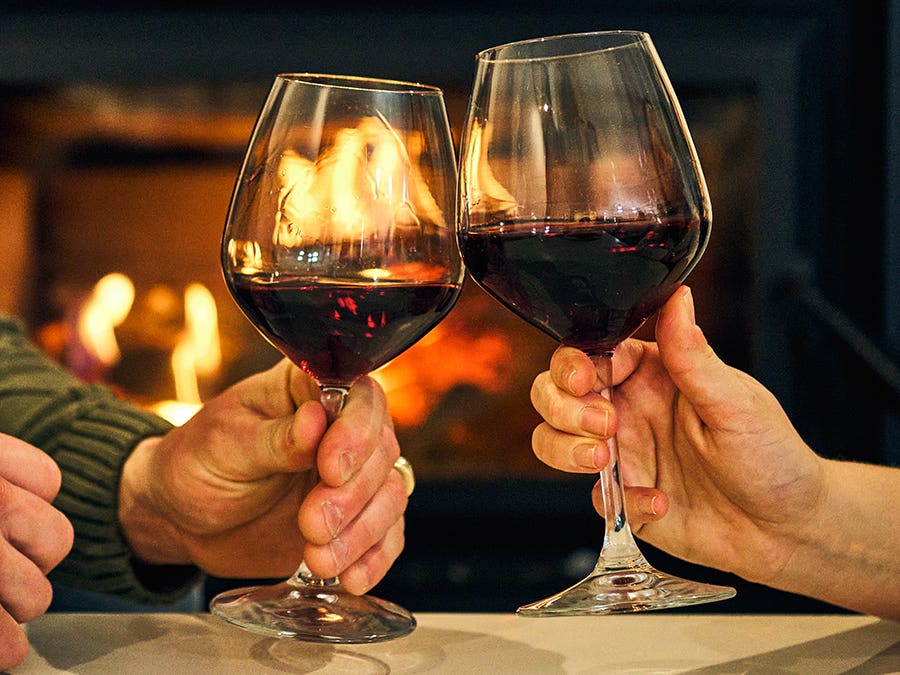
[393,456,415,497]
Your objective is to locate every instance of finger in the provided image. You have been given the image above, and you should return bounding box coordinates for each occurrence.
[178,365,327,480]
[240,359,321,419]
[0,538,55,624]
[0,434,62,503]
[0,609,29,671]
[229,401,328,480]
[627,487,669,524]
[531,371,614,439]
[590,480,669,527]
[301,472,408,578]
[611,337,656,387]
[336,518,406,595]
[285,360,329,410]
[548,346,597,396]
[0,479,73,574]
[299,429,402,546]
[316,377,393,487]
[656,287,759,428]
[531,423,609,473]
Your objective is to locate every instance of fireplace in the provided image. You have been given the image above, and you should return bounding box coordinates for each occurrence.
[0,2,893,613]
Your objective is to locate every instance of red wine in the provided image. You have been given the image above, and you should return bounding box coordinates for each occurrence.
[227,274,461,386]
[461,216,708,353]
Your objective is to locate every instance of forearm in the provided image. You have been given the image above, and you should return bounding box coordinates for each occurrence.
[0,317,199,601]
[771,459,900,619]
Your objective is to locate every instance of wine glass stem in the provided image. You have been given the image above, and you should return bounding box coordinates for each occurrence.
[289,385,349,586]
[590,353,644,567]
[320,386,349,423]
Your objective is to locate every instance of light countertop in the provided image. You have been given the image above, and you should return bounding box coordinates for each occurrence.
[17,611,899,673]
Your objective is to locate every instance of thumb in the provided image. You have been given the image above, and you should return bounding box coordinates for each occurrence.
[267,399,327,474]
[655,286,748,421]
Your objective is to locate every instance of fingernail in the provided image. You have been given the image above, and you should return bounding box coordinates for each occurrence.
[323,501,343,538]
[575,443,603,470]
[650,494,659,516]
[681,286,696,324]
[580,405,609,437]
[329,538,349,571]
[340,452,355,484]
[566,367,579,391]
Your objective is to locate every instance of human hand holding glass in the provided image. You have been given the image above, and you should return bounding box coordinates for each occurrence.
[214,74,462,641]
[458,31,736,614]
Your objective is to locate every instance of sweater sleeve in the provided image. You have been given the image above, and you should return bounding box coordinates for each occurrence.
[0,316,201,604]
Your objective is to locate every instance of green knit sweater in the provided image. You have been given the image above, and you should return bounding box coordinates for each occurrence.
[0,316,200,604]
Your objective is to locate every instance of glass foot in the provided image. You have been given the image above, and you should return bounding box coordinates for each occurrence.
[517,559,736,616]
[210,578,416,643]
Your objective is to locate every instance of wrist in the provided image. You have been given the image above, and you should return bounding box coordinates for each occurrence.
[764,458,900,617]
[118,437,192,566]
[759,456,835,593]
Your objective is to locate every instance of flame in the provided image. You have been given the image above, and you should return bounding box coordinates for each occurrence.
[226,238,263,274]
[74,274,222,425]
[76,272,135,366]
[464,121,517,217]
[159,283,222,424]
[274,116,446,249]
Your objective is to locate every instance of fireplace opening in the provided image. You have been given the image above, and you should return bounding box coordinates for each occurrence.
[0,81,758,481]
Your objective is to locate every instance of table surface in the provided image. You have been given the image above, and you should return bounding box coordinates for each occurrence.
[16,612,899,673]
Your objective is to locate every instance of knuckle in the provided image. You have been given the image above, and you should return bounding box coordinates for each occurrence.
[1,558,53,623]
[48,511,75,569]
[386,473,408,512]
[0,477,10,508]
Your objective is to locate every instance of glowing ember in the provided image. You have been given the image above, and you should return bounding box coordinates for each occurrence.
[360,267,392,281]
[371,313,512,428]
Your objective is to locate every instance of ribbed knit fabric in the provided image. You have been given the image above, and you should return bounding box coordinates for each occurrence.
[0,316,200,604]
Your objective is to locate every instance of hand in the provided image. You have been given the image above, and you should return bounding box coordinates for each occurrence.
[0,434,74,670]
[119,359,408,595]
[530,286,824,586]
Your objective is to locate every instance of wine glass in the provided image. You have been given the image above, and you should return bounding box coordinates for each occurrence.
[213,73,463,641]
[458,31,736,615]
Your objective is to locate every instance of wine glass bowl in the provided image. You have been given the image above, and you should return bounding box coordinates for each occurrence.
[458,31,735,615]
[213,73,462,641]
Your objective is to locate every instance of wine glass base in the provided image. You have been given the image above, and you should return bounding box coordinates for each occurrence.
[210,580,416,643]
[517,563,736,616]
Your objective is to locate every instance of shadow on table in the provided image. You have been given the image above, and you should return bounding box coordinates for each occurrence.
[25,613,569,674]
[685,620,900,675]
[248,625,567,674]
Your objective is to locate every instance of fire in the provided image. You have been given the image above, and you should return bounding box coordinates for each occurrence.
[463,121,517,217]
[154,283,222,425]
[76,272,135,367]
[274,116,446,251]
[72,273,222,426]
[173,283,222,400]
[371,311,513,428]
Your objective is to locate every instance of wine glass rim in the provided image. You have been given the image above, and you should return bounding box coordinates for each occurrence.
[475,30,651,63]
[275,73,444,95]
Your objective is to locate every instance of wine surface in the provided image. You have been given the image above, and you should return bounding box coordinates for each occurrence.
[228,274,461,386]
[461,217,707,353]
